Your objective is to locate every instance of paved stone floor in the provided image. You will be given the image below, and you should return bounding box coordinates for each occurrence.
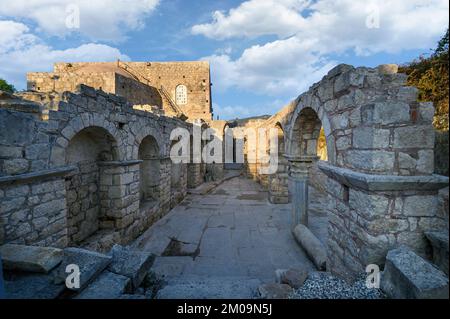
[130,175,328,298]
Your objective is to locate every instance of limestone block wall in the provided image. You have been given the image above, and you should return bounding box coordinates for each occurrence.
[283,64,449,281]
[27,72,162,108]
[187,163,203,188]
[65,162,100,245]
[0,178,68,248]
[52,61,213,121]
[0,84,197,251]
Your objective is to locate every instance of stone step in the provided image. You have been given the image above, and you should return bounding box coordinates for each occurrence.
[54,247,112,292]
[381,246,449,299]
[75,271,131,299]
[425,231,449,276]
[3,270,66,299]
[0,244,63,273]
[107,244,155,290]
[156,275,262,299]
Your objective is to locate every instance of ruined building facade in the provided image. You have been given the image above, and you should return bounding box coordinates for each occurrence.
[27,61,213,121]
[1,61,449,283]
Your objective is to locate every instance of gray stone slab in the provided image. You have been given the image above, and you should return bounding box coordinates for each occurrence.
[156,276,261,299]
[381,246,449,299]
[425,231,449,275]
[75,271,131,299]
[0,244,63,273]
[4,271,65,299]
[319,161,449,191]
[258,283,293,299]
[107,245,155,290]
[55,247,112,291]
[151,256,195,279]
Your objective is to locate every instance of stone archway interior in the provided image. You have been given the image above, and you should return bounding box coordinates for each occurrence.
[65,126,118,245]
[138,135,161,203]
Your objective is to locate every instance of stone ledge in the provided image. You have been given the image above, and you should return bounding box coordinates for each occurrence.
[0,166,76,186]
[97,160,143,167]
[318,161,449,192]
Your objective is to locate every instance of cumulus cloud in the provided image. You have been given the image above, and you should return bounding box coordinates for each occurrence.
[0,0,160,42]
[192,0,311,39]
[194,0,449,96]
[0,20,129,89]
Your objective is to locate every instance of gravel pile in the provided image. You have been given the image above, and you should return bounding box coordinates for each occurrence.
[291,272,386,299]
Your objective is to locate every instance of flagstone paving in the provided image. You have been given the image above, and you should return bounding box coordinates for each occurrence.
[130,175,328,298]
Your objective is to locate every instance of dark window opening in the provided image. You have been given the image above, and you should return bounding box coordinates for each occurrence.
[343,185,350,203]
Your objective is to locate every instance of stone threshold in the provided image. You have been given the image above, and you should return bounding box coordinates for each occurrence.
[0,166,76,186]
[318,161,449,192]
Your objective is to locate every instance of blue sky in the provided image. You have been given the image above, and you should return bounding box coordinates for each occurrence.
[0,0,448,119]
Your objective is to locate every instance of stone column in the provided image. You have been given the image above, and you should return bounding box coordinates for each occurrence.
[287,155,318,229]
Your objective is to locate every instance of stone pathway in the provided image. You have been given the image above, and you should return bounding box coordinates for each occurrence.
[130,175,326,298]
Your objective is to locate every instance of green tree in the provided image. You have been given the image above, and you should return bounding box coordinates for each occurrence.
[399,29,449,131]
[0,78,16,93]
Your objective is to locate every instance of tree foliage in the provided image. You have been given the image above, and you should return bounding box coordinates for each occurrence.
[0,78,15,93]
[399,29,449,131]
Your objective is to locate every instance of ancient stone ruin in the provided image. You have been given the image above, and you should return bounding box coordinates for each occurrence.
[0,61,448,299]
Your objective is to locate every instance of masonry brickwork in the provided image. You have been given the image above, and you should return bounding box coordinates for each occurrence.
[1,61,449,284]
[27,61,213,121]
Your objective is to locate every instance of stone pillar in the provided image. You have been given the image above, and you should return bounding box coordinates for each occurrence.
[287,155,318,229]
[98,160,141,242]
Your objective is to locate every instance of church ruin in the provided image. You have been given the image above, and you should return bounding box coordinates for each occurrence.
[0,61,448,298]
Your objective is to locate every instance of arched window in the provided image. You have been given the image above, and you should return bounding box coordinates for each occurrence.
[175,85,187,105]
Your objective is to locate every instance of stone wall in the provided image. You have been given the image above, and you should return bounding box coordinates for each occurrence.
[46,61,213,121]
[282,64,449,281]
[27,71,162,108]
[0,84,199,251]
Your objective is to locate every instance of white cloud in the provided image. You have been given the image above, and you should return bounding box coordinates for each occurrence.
[192,0,311,39]
[194,0,449,96]
[0,20,129,89]
[0,0,160,42]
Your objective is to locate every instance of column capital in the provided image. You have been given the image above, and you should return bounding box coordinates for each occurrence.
[285,155,319,179]
[284,154,319,163]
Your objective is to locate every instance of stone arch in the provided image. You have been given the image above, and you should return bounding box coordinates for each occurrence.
[52,113,124,166]
[287,102,333,164]
[138,135,161,204]
[133,126,165,159]
[64,125,119,246]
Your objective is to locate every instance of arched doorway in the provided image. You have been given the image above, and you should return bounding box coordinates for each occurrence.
[288,107,329,239]
[65,126,118,246]
[138,135,161,206]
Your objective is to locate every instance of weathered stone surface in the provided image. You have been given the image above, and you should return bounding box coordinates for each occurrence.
[353,127,390,149]
[0,244,62,273]
[4,271,65,299]
[107,244,155,290]
[425,231,449,276]
[293,224,327,270]
[258,283,293,299]
[362,102,410,125]
[55,247,112,291]
[318,161,449,191]
[381,246,449,299]
[345,150,395,172]
[156,276,261,299]
[279,268,309,289]
[75,271,131,299]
